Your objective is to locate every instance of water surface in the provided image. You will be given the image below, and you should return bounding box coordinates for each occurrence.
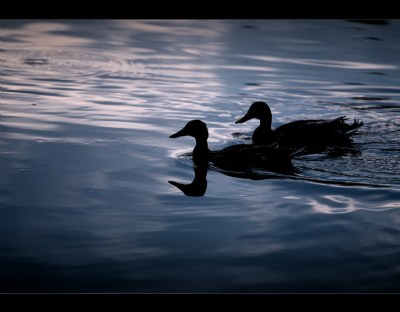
[1,19,400,293]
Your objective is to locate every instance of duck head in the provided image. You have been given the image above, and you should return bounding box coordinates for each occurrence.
[236,101,272,124]
[170,120,210,165]
[170,119,209,141]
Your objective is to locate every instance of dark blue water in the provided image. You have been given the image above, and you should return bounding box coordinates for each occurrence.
[1,19,400,293]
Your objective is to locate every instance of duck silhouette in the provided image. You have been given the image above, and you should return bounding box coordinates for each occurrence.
[170,119,301,173]
[236,101,363,150]
[168,164,208,197]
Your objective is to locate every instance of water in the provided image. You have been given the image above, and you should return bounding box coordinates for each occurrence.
[1,19,400,293]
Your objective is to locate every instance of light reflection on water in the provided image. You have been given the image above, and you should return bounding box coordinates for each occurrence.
[1,19,400,293]
[309,195,400,214]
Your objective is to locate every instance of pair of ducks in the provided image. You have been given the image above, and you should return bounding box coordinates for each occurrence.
[170,101,363,173]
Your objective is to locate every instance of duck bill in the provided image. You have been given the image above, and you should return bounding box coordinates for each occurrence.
[235,113,253,124]
[168,180,190,195]
[169,128,188,138]
[168,180,206,197]
[168,180,185,189]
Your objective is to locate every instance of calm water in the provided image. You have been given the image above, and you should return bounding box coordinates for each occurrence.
[1,19,400,293]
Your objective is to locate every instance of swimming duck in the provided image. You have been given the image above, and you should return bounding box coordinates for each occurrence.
[235,101,363,149]
[170,119,301,173]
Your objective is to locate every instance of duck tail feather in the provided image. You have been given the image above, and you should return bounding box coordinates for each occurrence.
[345,119,364,135]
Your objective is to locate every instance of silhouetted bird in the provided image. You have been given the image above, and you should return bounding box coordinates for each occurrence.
[168,164,208,197]
[236,101,363,150]
[170,119,301,173]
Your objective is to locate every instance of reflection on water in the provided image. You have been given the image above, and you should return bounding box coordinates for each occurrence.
[309,194,400,214]
[1,19,400,293]
[169,165,208,197]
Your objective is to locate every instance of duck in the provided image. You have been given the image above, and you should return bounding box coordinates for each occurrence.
[235,101,363,150]
[170,119,301,173]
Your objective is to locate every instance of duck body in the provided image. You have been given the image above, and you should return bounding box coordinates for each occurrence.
[209,143,294,172]
[236,101,363,150]
[170,120,299,173]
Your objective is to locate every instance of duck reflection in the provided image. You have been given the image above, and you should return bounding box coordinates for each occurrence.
[168,159,297,197]
[168,164,208,197]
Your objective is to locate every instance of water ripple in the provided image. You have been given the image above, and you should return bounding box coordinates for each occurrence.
[308,195,400,214]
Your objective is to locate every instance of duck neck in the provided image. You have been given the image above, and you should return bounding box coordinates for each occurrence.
[258,114,272,130]
[252,115,275,144]
[193,137,210,164]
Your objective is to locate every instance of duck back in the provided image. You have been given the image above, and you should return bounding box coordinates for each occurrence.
[277,117,362,148]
